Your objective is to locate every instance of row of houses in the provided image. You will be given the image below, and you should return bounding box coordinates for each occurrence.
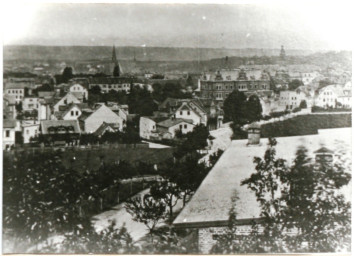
[278,82,352,110]
[139,98,224,141]
[3,77,132,149]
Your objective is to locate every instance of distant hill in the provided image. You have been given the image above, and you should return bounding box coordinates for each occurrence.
[4,45,318,62]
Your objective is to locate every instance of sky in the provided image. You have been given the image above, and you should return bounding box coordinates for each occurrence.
[2,1,353,50]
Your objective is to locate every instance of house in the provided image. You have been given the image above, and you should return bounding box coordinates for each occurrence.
[174,101,207,126]
[88,77,135,93]
[279,89,308,110]
[79,104,124,133]
[94,102,128,124]
[53,92,81,112]
[40,120,81,145]
[301,71,319,86]
[3,94,17,119]
[199,69,271,104]
[22,97,40,112]
[52,103,90,121]
[38,97,54,121]
[4,83,26,103]
[139,116,166,140]
[22,123,40,143]
[315,84,343,108]
[68,83,88,101]
[3,119,17,150]
[173,127,351,253]
[156,118,194,139]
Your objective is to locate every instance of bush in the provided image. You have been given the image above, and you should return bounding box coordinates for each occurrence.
[299,100,307,109]
[292,107,301,113]
[312,106,352,113]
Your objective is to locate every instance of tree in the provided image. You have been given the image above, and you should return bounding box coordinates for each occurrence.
[113,64,120,77]
[62,67,74,83]
[125,194,167,244]
[299,100,307,109]
[237,138,351,253]
[162,154,211,206]
[288,79,304,90]
[3,150,93,246]
[33,220,138,254]
[223,90,247,124]
[173,124,210,159]
[246,95,263,122]
[128,87,157,116]
[15,102,23,113]
[149,181,182,223]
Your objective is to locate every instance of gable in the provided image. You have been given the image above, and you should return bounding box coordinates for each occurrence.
[86,105,121,121]
[55,93,80,108]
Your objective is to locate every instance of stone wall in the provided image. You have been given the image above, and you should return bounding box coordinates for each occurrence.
[198,225,258,253]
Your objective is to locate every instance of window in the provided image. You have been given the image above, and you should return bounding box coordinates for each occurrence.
[187,111,190,115]
[5,130,10,137]
[180,124,183,129]
[184,124,187,129]
[71,110,74,116]
[76,111,79,116]
[180,111,183,115]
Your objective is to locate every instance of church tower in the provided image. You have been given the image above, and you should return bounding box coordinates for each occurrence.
[112,45,120,77]
[280,45,286,61]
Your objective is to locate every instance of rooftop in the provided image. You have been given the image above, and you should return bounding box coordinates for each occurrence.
[157,118,194,128]
[40,120,81,134]
[3,119,16,128]
[173,128,352,228]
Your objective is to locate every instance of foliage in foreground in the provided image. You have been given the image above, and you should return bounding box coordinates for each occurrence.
[212,138,351,253]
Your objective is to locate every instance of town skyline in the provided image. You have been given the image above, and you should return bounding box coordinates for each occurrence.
[3,2,353,51]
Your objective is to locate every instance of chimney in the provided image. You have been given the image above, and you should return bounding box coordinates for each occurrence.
[247,123,261,145]
[314,147,334,168]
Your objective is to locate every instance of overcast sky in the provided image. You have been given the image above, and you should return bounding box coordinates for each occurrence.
[2,2,353,50]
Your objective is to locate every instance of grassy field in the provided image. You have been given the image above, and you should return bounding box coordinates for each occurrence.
[4,146,175,172]
[261,113,351,138]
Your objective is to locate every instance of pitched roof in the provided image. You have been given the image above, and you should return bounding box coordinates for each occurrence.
[94,122,119,136]
[173,128,352,228]
[78,111,93,121]
[89,76,136,84]
[40,120,81,134]
[3,94,17,105]
[157,118,193,128]
[3,119,16,128]
[5,83,27,89]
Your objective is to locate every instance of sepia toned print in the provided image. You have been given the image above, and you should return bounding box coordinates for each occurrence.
[2,2,352,254]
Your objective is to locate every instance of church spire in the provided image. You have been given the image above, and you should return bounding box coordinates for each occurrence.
[112,45,118,65]
[280,45,286,61]
[112,45,120,77]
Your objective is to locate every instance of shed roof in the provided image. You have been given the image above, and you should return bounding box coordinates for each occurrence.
[173,128,352,228]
